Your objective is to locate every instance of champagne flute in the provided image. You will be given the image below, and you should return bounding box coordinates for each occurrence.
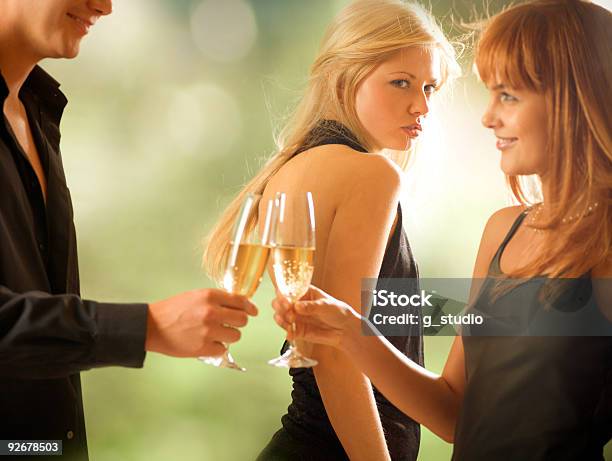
[199,193,271,371]
[268,191,318,368]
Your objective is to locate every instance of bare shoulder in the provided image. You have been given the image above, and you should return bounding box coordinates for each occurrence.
[300,144,402,193]
[471,205,526,279]
[327,146,401,186]
[344,152,402,204]
[481,205,526,248]
[358,152,403,182]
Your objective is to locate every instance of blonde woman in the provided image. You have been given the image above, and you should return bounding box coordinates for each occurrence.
[272,0,612,459]
[204,1,460,459]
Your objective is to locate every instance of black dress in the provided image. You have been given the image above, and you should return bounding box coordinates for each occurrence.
[453,211,612,460]
[258,120,423,461]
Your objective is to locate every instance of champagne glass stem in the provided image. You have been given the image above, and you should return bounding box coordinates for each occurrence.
[290,325,297,349]
[289,300,297,349]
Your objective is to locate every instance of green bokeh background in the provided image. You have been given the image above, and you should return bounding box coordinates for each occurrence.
[41,1,611,460]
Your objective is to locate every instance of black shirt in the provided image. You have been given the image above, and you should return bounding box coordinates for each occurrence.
[0,66,148,460]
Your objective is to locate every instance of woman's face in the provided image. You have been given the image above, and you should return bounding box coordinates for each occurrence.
[481,82,549,177]
[354,46,441,151]
[11,0,112,60]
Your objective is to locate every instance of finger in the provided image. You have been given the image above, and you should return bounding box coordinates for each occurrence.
[302,284,328,301]
[271,297,292,316]
[294,299,324,316]
[273,313,291,332]
[275,303,295,323]
[209,290,258,316]
[207,325,242,344]
[294,322,339,347]
[211,306,249,328]
[201,341,226,357]
[287,315,322,341]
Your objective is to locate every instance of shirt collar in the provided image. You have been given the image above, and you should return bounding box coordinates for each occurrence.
[0,65,68,122]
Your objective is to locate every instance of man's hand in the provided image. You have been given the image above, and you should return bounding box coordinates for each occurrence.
[145,289,258,357]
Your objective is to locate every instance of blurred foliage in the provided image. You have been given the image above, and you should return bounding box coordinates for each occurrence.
[40,0,611,460]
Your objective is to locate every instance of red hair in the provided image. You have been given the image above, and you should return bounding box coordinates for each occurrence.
[475,0,612,277]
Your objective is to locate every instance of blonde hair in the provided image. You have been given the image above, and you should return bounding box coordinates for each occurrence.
[475,0,612,278]
[203,0,461,280]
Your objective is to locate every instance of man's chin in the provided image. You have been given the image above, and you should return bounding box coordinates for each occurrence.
[62,46,81,59]
[49,43,82,60]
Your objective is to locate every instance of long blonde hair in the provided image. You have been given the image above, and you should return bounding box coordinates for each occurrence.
[203,0,461,280]
[475,0,611,278]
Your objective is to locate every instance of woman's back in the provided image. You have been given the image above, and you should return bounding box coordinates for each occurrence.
[261,124,402,289]
[258,121,423,461]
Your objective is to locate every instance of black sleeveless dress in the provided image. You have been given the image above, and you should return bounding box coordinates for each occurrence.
[258,121,423,461]
[453,210,612,460]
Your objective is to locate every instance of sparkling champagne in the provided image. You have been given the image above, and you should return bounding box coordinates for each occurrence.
[272,246,315,302]
[223,243,270,298]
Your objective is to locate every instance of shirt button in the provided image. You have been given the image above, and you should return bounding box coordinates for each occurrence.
[67,430,74,440]
[38,242,45,251]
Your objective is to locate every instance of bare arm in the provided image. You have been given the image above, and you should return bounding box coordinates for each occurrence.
[312,156,402,461]
[339,322,463,443]
[335,207,511,442]
[279,206,523,442]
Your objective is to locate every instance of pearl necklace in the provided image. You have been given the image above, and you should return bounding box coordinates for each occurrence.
[527,202,599,233]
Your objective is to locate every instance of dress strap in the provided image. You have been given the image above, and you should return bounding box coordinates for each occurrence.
[395,202,403,235]
[489,209,529,275]
[293,119,367,156]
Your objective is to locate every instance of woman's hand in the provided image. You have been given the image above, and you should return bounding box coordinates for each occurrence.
[272,285,361,349]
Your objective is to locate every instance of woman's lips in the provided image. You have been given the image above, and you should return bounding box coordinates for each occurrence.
[401,125,422,138]
[496,137,518,150]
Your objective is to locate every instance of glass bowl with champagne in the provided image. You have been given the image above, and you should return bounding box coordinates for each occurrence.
[268,191,318,368]
[199,193,271,371]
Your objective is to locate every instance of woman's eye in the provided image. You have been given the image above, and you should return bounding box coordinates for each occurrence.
[424,84,437,95]
[391,79,410,89]
[500,92,518,102]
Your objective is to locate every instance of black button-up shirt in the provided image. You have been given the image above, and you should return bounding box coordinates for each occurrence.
[0,66,148,460]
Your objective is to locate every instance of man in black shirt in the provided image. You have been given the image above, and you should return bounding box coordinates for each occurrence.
[0,1,257,459]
